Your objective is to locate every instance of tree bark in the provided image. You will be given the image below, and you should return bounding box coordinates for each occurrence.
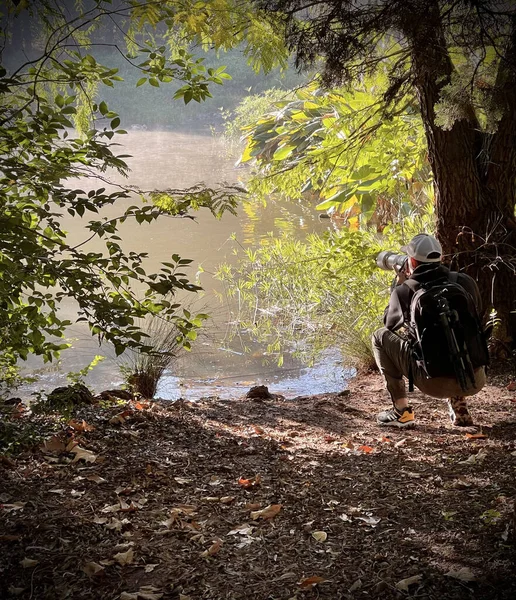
[406,1,516,346]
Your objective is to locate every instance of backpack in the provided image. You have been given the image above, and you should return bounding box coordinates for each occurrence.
[405,273,489,392]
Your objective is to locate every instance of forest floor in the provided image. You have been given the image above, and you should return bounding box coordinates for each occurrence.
[1,371,516,600]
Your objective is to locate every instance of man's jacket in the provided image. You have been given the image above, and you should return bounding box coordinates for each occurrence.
[384,264,482,333]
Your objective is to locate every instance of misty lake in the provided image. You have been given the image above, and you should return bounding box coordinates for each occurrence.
[25,131,350,399]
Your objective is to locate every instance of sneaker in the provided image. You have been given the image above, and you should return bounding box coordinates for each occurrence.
[377,406,415,428]
[448,397,474,426]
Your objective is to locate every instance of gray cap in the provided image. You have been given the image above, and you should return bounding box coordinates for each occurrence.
[401,233,442,263]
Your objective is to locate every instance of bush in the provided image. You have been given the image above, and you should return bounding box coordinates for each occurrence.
[216,210,435,371]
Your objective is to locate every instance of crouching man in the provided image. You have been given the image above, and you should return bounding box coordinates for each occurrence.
[373,233,488,428]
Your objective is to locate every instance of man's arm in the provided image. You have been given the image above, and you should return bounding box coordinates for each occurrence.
[384,287,407,331]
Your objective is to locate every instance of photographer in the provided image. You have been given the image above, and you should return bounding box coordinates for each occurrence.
[373,233,486,428]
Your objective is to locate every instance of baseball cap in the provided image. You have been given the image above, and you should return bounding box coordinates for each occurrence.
[401,233,442,263]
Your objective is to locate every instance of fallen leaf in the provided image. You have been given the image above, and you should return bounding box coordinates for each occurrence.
[120,593,138,600]
[7,586,25,596]
[41,435,67,453]
[394,438,407,448]
[299,576,326,588]
[459,449,487,464]
[20,558,39,568]
[82,562,104,577]
[70,446,97,463]
[113,548,134,566]
[144,564,158,573]
[138,587,163,600]
[396,574,423,591]
[250,504,281,520]
[110,410,132,425]
[445,567,476,582]
[238,474,261,488]
[201,539,222,557]
[101,503,121,513]
[67,419,95,432]
[65,439,79,452]
[349,579,362,592]
[0,534,21,541]
[380,436,393,443]
[245,502,261,510]
[119,498,138,512]
[93,516,108,524]
[465,433,487,440]
[87,474,107,484]
[312,531,327,542]
[358,445,374,453]
[70,489,85,498]
[228,523,254,536]
[174,477,192,485]
[356,515,381,526]
[49,488,66,495]
[253,425,265,435]
[220,496,235,504]
[506,381,516,391]
[2,502,26,512]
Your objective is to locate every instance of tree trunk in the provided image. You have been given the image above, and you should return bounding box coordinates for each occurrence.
[407,1,516,348]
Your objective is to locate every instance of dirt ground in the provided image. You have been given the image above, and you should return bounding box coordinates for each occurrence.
[1,371,515,600]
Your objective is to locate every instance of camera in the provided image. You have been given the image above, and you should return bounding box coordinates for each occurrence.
[376,251,408,271]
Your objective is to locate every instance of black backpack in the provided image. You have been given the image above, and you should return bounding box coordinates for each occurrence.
[405,273,489,391]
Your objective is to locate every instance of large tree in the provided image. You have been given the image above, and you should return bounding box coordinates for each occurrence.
[255,0,516,348]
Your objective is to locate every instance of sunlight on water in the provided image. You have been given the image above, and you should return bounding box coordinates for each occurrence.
[22,131,350,399]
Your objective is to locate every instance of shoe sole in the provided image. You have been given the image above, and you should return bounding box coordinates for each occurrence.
[377,420,415,428]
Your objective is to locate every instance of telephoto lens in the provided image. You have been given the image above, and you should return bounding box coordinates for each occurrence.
[376,251,408,271]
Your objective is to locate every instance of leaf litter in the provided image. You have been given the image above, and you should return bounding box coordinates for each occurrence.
[1,375,515,599]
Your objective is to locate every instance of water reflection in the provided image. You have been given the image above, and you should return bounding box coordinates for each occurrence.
[22,131,348,398]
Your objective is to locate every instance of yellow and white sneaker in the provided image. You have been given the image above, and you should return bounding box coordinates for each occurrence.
[377,406,415,428]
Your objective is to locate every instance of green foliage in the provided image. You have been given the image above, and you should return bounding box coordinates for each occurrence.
[238,71,431,228]
[217,210,435,370]
[222,87,294,144]
[1,0,292,382]
[66,355,105,386]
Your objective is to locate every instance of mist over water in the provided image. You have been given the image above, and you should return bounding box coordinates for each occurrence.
[24,131,350,399]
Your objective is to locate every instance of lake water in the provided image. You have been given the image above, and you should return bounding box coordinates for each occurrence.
[24,131,351,399]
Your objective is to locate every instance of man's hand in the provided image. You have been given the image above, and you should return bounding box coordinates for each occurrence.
[394,264,408,285]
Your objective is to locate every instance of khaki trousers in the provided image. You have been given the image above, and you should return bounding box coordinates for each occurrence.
[372,327,486,403]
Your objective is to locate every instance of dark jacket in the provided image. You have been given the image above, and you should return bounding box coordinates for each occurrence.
[384,264,482,332]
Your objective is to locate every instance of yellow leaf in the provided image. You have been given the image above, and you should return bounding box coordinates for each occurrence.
[250,504,282,520]
[312,531,327,542]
